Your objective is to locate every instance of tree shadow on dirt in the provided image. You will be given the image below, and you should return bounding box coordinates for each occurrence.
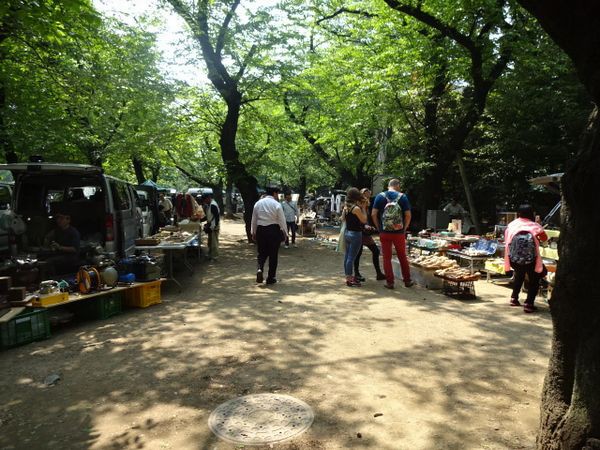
[0,225,552,450]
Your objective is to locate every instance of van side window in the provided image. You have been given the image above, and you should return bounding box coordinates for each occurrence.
[111,181,131,211]
[46,189,65,214]
[0,186,11,210]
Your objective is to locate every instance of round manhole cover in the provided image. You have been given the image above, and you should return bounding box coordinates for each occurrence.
[208,393,314,445]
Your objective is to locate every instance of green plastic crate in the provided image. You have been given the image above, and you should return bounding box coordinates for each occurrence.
[1,308,51,349]
[79,292,123,320]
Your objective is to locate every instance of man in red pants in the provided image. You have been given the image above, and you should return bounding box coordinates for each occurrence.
[371,179,414,289]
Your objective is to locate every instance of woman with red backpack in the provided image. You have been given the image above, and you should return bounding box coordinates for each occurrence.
[504,204,549,313]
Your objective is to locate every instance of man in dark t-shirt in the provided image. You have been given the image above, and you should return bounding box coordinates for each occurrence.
[43,211,81,274]
[371,179,414,289]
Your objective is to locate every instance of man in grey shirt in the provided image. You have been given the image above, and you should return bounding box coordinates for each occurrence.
[281,192,298,248]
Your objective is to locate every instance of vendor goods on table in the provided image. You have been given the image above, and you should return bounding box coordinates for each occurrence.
[411,238,448,250]
[461,248,491,256]
[135,238,161,246]
[434,267,481,281]
[411,255,458,270]
[161,231,193,243]
[148,230,194,244]
[436,234,480,243]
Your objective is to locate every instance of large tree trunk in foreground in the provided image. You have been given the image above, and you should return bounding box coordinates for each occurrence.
[538,108,600,449]
[515,1,600,448]
[220,97,258,241]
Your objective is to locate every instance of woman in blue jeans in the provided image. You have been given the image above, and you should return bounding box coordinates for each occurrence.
[343,187,368,287]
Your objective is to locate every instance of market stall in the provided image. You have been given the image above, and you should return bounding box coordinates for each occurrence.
[135,227,198,291]
[0,273,164,350]
[395,253,482,298]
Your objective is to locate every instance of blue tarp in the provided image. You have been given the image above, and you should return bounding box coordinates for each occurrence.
[471,239,498,255]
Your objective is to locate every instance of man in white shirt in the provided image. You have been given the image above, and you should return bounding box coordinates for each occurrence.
[281,192,298,248]
[443,199,467,220]
[251,186,287,285]
[159,193,173,223]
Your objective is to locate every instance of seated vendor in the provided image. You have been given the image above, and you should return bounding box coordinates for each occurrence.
[42,209,81,275]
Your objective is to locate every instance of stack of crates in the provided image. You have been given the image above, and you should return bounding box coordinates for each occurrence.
[124,280,162,308]
[0,308,50,349]
[78,291,123,320]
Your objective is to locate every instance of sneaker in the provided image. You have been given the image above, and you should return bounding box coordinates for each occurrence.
[284,245,289,249]
[524,303,537,313]
[384,283,394,289]
[256,270,263,284]
[266,278,277,285]
[510,298,520,307]
[355,274,366,282]
[376,273,387,281]
[293,244,298,248]
[404,281,415,288]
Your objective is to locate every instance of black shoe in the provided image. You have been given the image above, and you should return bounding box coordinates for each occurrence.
[256,270,263,283]
[266,278,277,285]
[376,273,386,280]
[355,274,366,282]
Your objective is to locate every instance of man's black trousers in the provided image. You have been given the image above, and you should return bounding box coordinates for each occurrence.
[257,224,282,281]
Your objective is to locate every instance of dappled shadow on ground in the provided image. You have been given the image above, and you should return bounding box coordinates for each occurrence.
[0,221,552,450]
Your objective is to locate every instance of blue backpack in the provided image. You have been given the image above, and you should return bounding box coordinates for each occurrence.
[509,231,536,265]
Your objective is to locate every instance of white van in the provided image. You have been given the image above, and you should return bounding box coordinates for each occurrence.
[0,163,140,257]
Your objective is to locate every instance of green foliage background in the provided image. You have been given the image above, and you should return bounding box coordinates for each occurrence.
[0,0,590,223]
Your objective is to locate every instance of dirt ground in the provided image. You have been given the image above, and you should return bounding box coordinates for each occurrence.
[0,219,553,450]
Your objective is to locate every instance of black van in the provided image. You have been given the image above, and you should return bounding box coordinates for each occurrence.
[0,163,140,257]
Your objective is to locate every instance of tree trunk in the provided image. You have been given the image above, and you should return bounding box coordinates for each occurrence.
[85,147,103,168]
[220,96,259,241]
[456,153,481,234]
[224,179,234,218]
[149,164,160,182]
[132,157,145,184]
[512,2,600,448]
[338,168,372,190]
[212,180,224,214]
[418,153,454,210]
[537,105,600,450]
[298,174,307,205]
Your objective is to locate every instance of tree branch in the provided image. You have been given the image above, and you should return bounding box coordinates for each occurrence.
[316,7,376,25]
[167,0,233,95]
[216,0,241,56]
[235,44,257,81]
[99,107,127,152]
[384,0,477,54]
[166,148,216,186]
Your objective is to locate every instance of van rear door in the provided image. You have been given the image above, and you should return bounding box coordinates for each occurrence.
[530,173,563,227]
[108,180,138,255]
[135,184,159,235]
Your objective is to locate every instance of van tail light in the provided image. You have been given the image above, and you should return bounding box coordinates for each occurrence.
[9,233,17,256]
[105,214,114,241]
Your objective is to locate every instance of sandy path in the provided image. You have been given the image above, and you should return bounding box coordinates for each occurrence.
[0,219,552,449]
